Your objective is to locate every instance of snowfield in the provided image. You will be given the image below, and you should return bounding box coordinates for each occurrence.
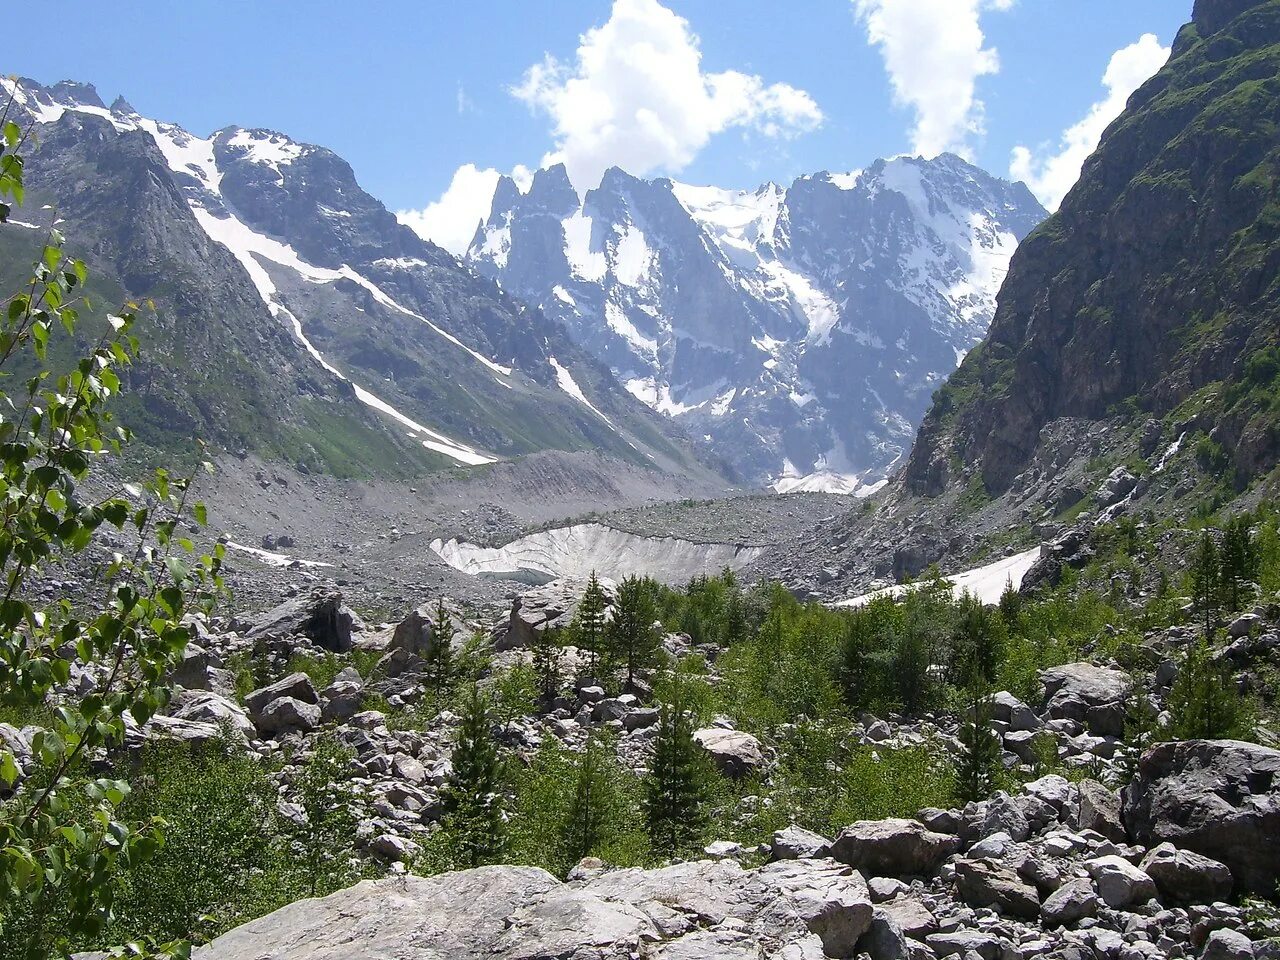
[430,522,765,584]
[833,546,1044,608]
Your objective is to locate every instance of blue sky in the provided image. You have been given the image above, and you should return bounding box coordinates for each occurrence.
[9,1,1189,252]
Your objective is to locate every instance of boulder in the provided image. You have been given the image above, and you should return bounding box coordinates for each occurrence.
[770,825,831,861]
[168,644,233,692]
[1073,779,1125,841]
[1202,928,1256,960]
[390,600,467,657]
[692,728,765,778]
[169,689,255,739]
[824,818,961,877]
[256,696,320,735]
[1040,877,1098,927]
[953,858,1041,919]
[320,670,364,723]
[1040,663,1129,736]
[245,586,361,652]
[245,672,319,719]
[1139,842,1233,905]
[1085,855,1158,908]
[497,578,612,652]
[1122,739,1280,895]
[858,908,909,960]
[988,690,1042,731]
[1096,467,1138,507]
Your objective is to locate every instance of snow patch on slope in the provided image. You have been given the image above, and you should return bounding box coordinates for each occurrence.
[549,357,612,426]
[833,546,1043,608]
[192,207,496,466]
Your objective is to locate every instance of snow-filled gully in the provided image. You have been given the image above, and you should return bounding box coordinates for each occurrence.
[430,522,765,585]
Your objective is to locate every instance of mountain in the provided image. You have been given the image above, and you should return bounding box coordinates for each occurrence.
[904,0,1280,498]
[466,157,1045,490]
[0,77,720,484]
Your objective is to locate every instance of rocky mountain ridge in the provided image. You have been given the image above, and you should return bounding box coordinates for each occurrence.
[468,156,1045,490]
[1,76,721,487]
[904,0,1279,499]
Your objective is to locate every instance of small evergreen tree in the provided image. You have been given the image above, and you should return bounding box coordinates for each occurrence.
[530,627,563,708]
[574,572,609,674]
[1117,681,1159,783]
[1220,515,1258,613]
[954,691,1003,803]
[607,575,661,689]
[424,599,455,692]
[643,671,711,856]
[441,684,507,866]
[561,734,619,865]
[1190,530,1222,640]
[1167,640,1253,741]
[293,736,360,897]
[952,592,1004,690]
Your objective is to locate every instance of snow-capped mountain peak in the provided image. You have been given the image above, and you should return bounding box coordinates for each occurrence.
[467,156,1046,490]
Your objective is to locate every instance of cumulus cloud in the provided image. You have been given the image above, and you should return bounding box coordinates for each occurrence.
[397,162,532,255]
[853,0,1013,160]
[510,0,824,191]
[1011,33,1169,210]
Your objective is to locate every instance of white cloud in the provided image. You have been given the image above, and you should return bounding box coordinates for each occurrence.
[397,162,532,255]
[510,0,823,191]
[853,0,1012,160]
[1011,33,1169,210]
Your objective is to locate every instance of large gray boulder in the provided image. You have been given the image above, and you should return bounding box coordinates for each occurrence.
[244,672,319,720]
[824,818,961,877]
[1040,877,1098,928]
[692,728,765,778]
[1084,855,1158,909]
[953,858,1041,919]
[168,689,255,740]
[256,696,320,735]
[1139,842,1233,905]
[1039,663,1129,736]
[389,600,467,657]
[1122,739,1280,895]
[193,857,872,959]
[496,578,608,651]
[245,586,361,653]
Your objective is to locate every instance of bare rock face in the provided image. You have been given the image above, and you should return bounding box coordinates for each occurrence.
[1122,739,1280,895]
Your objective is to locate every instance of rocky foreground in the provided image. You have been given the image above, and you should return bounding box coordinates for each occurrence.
[12,577,1278,959]
[194,741,1277,959]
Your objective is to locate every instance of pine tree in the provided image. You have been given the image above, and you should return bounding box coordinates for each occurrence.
[607,575,661,690]
[954,691,1003,803]
[425,598,455,692]
[562,734,618,864]
[1220,515,1258,613]
[1167,640,1252,741]
[442,684,507,866]
[1191,530,1222,640]
[574,571,609,675]
[294,736,359,897]
[643,671,710,856]
[1117,680,1159,783]
[953,592,1004,690]
[530,627,563,708]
